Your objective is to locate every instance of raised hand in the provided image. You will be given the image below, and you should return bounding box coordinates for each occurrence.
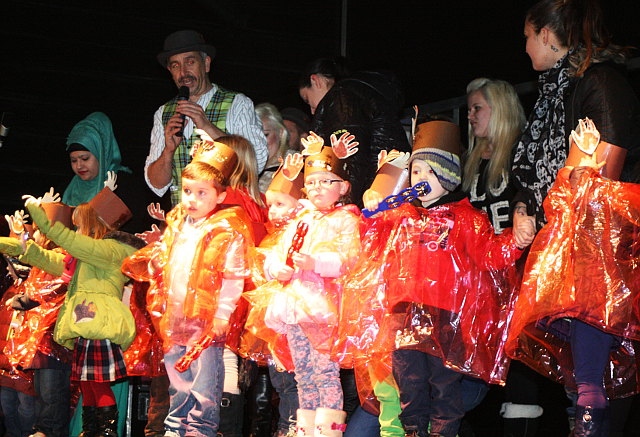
[40,187,61,204]
[135,224,163,245]
[282,153,304,180]
[330,131,359,159]
[570,117,600,155]
[5,210,29,235]
[301,131,324,156]
[104,171,118,191]
[147,203,166,222]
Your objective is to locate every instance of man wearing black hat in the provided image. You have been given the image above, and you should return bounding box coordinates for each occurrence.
[145,29,268,207]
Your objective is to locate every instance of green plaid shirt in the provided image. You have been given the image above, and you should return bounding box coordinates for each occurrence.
[162,86,236,206]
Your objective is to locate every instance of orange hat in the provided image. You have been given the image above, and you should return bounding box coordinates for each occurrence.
[190,135,238,185]
[267,157,305,199]
[41,203,74,229]
[88,187,132,230]
[304,146,349,180]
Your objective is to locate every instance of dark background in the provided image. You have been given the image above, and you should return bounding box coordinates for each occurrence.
[0,0,639,223]
[1,1,640,434]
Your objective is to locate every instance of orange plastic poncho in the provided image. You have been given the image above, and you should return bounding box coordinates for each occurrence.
[505,167,640,398]
[337,199,524,387]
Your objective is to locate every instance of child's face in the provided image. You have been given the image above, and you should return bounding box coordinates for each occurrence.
[266,191,299,224]
[410,160,448,206]
[181,177,226,221]
[304,171,347,210]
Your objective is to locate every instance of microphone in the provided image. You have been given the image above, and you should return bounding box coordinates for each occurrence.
[176,86,189,137]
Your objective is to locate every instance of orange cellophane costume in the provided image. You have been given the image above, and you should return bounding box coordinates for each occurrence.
[505,167,640,398]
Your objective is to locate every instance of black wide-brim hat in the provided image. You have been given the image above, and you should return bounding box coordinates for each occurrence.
[157,30,216,67]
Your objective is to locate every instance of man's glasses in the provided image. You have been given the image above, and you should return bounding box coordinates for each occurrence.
[304,179,343,189]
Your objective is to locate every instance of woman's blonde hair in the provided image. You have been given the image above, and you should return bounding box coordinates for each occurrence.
[72,203,109,239]
[256,103,289,164]
[217,135,265,207]
[463,78,526,194]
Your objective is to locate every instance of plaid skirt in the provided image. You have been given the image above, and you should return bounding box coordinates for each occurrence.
[72,337,127,382]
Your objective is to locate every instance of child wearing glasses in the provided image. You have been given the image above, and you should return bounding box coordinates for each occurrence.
[262,132,360,436]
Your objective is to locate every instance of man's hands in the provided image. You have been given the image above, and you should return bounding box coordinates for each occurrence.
[164,100,225,151]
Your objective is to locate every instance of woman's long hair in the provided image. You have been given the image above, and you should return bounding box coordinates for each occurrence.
[463,78,525,194]
[526,0,628,77]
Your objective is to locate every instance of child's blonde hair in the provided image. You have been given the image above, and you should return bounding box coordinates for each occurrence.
[72,203,109,239]
[217,135,265,207]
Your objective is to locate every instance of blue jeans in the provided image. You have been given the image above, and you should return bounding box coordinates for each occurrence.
[163,344,224,437]
[1,386,36,437]
[392,349,464,437]
[268,363,298,434]
[344,406,381,437]
[34,367,71,437]
[571,319,614,409]
[460,376,489,412]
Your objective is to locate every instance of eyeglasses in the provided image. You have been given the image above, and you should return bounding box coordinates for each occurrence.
[304,179,343,189]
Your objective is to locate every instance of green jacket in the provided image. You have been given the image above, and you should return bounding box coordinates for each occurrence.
[20,222,137,350]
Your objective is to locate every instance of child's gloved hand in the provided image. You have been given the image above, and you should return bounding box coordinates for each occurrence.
[301,131,324,156]
[40,187,61,204]
[4,210,29,235]
[104,171,118,191]
[0,236,25,257]
[362,189,384,213]
[330,131,359,159]
[24,197,51,234]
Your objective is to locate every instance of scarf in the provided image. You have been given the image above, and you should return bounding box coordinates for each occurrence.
[512,54,572,229]
[62,112,131,206]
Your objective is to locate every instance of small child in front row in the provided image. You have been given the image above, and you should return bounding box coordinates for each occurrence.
[122,139,254,437]
[355,120,536,437]
[263,132,360,437]
[242,153,306,437]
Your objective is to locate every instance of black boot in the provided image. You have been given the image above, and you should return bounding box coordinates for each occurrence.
[95,405,118,437]
[78,406,98,437]
[246,367,274,437]
[573,405,609,437]
[218,392,244,437]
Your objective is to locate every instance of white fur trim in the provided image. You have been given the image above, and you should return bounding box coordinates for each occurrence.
[500,402,543,419]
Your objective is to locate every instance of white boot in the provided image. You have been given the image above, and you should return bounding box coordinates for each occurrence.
[314,407,347,437]
[296,409,316,437]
